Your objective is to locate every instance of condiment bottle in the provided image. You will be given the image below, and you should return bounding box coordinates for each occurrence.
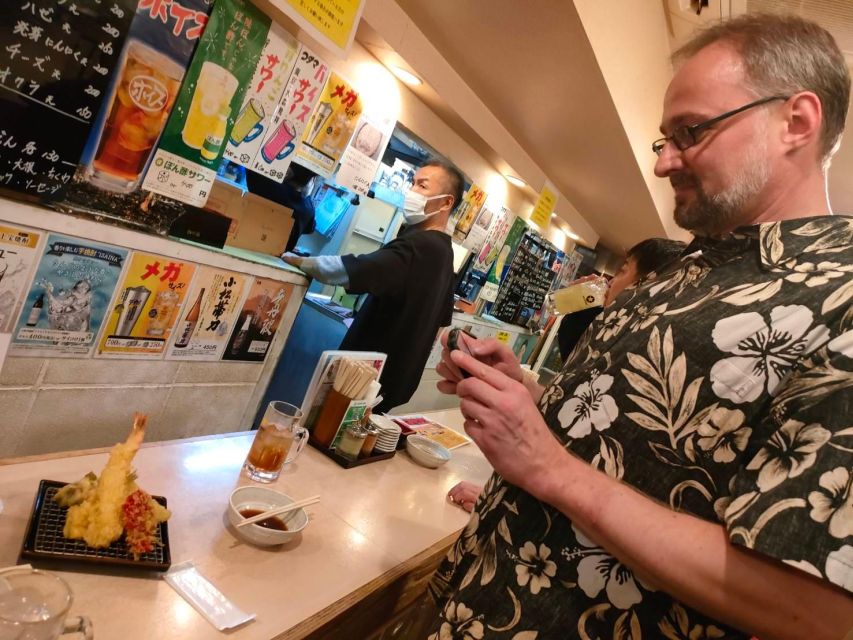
[359,424,380,458]
[337,424,367,460]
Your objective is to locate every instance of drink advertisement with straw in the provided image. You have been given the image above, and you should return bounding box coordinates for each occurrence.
[95,252,197,358]
[0,224,42,333]
[251,44,328,182]
[10,234,127,357]
[143,0,270,207]
[166,266,249,361]
[223,24,300,170]
[223,277,294,362]
[59,0,213,229]
[293,71,363,178]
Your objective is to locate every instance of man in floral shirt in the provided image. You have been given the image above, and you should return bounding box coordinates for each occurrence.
[428,13,853,640]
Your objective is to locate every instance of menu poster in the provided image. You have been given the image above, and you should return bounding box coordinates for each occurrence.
[222,277,293,362]
[0,0,135,201]
[461,201,500,254]
[0,224,42,333]
[451,184,488,242]
[166,266,248,361]
[279,0,365,56]
[143,0,269,207]
[223,24,299,170]
[11,234,127,357]
[95,251,197,359]
[491,233,561,327]
[334,110,395,196]
[294,71,362,178]
[472,206,512,273]
[59,0,213,226]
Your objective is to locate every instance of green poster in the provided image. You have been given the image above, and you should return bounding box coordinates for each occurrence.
[486,216,529,287]
[142,0,270,207]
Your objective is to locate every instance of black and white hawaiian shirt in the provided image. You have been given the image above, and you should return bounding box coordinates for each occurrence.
[427,216,853,639]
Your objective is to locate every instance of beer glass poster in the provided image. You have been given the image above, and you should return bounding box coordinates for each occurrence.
[222,277,293,362]
[166,266,248,360]
[96,252,197,358]
[0,224,43,333]
[223,23,299,170]
[143,0,269,207]
[11,234,128,357]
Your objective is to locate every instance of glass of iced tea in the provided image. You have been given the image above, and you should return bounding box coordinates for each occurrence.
[244,401,307,483]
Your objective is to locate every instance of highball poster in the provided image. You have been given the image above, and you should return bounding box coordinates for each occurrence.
[0,224,42,333]
[11,234,128,357]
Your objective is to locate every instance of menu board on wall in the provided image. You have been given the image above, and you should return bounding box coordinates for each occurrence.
[334,110,395,196]
[249,44,328,182]
[59,0,213,229]
[223,23,299,170]
[222,277,293,362]
[142,0,269,206]
[491,234,561,327]
[0,224,42,332]
[0,0,136,200]
[95,251,197,359]
[293,71,362,178]
[166,266,248,360]
[10,234,128,357]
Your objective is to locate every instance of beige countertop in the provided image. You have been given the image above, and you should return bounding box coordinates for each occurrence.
[0,409,491,639]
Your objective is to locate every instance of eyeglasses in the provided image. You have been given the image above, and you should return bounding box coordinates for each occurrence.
[652,95,789,156]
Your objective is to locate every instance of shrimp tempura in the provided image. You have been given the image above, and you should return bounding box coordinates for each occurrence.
[64,413,147,547]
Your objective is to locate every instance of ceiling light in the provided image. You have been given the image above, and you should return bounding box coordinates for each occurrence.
[565,230,580,240]
[504,174,525,188]
[550,213,556,218]
[390,66,422,86]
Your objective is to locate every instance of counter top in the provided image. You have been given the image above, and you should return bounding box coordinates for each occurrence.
[0,409,491,639]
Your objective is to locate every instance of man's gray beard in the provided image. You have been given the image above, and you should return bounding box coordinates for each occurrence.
[674,144,771,237]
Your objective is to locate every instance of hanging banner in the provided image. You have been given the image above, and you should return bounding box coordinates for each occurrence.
[279,0,365,56]
[11,234,128,357]
[461,201,499,254]
[59,0,213,228]
[529,180,558,229]
[142,0,269,207]
[166,265,248,361]
[222,277,293,362]
[223,23,299,170]
[472,207,513,274]
[0,0,135,201]
[293,71,362,178]
[452,184,488,242]
[334,111,395,196]
[250,44,328,182]
[0,224,43,333]
[95,251,197,358]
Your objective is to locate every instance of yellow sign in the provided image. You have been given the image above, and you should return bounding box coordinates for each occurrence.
[496,330,511,344]
[530,182,558,229]
[283,0,365,54]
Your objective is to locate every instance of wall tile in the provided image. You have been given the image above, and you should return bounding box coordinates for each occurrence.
[156,384,255,441]
[0,358,45,387]
[43,359,179,385]
[16,387,169,456]
[0,390,36,456]
[174,362,264,384]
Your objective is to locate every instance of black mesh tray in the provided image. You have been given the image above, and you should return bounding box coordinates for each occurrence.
[21,479,171,572]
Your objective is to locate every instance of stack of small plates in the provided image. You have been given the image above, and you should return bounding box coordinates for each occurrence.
[371,415,401,453]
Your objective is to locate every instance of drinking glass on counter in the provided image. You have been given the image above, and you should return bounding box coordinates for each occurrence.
[244,401,307,483]
[0,568,93,639]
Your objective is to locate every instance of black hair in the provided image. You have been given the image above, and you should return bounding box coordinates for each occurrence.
[627,238,687,277]
[422,158,464,213]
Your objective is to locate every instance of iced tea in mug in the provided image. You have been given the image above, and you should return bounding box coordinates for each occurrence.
[244,401,307,483]
[90,40,184,193]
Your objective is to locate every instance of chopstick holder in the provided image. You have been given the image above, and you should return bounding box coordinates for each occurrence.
[164,561,255,631]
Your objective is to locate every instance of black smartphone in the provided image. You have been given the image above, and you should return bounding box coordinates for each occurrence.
[447,327,477,378]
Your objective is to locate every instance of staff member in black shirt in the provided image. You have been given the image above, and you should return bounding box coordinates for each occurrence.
[283,159,463,413]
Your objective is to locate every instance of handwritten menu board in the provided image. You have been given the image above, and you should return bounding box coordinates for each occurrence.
[0,0,135,200]
[491,234,560,327]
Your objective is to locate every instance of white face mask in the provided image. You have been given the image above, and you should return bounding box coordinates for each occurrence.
[402,191,451,225]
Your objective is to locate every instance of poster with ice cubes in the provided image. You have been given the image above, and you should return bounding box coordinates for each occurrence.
[11,234,128,357]
[0,224,43,334]
[223,24,299,170]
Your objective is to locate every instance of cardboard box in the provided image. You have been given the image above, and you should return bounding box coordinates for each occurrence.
[205,180,294,256]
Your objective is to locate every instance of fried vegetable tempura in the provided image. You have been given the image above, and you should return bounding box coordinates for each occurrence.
[63,413,165,548]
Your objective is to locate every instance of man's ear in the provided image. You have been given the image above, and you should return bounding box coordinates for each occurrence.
[781,91,822,154]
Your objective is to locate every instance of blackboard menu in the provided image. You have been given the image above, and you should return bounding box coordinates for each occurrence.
[491,233,560,327]
[0,0,135,200]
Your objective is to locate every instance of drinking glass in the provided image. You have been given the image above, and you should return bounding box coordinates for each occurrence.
[0,568,93,639]
[244,401,307,483]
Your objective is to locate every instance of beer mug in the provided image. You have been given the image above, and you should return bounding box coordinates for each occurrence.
[229,99,265,146]
[0,568,93,639]
[547,277,608,315]
[260,119,296,163]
